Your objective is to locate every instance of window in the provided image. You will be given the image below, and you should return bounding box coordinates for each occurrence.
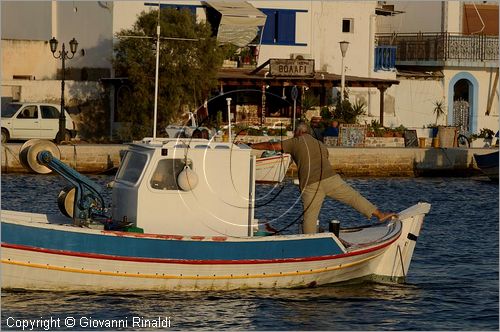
[17,106,38,119]
[150,158,193,190]
[145,3,198,17]
[40,106,60,119]
[259,8,307,46]
[1,103,21,118]
[342,19,353,33]
[160,4,197,16]
[116,151,148,185]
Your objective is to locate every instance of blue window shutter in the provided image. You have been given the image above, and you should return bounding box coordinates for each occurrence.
[261,9,276,44]
[277,11,295,44]
[374,47,380,71]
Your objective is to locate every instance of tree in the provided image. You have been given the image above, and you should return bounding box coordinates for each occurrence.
[113,8,224,139]
[300,89,319,119]
[333,91,366,124]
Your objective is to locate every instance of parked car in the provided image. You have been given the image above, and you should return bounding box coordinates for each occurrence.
[1,102,77,143]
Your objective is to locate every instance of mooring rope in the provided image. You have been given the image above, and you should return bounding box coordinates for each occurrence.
[396,244,406,283]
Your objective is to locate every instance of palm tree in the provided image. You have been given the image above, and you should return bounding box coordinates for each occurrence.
[433,100,445,125]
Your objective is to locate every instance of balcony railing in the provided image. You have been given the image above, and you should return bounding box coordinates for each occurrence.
[375,32,499,63]
[374,46,396,71]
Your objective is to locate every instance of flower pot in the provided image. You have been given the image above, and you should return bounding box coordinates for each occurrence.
[418,137,426,148]
[437,126,457,147]
[432,137,440,148]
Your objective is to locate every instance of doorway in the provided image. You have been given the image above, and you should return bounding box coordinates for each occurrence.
[448,72,478,134]
[453,78,471,132]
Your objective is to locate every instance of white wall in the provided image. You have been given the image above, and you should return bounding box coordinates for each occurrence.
[368,68,499,133]
[383,78,445,129]
[1,39,57,80]
[55,1,114,69]
[112,1,154,34]
[445,1,461,33]
[377,1,446,33]
[2,80,102,105]
[1,1,52,40]
[253,1,386,80]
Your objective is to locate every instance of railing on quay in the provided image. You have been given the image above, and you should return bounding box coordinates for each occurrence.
[375,32,499,63]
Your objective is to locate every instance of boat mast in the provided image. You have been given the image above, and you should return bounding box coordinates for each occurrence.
[153,1,161,139]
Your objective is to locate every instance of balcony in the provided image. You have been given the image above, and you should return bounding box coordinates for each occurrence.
[374,46,396,71]
[375,32,499,67]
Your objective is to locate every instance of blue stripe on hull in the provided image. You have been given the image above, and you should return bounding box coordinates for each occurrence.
[1,223,343,260]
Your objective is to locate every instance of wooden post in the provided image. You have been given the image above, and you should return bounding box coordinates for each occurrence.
[486,68,499,116]
[378,85,388,127]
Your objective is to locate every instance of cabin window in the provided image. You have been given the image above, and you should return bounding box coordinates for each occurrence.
[150,158,193,190]
[116,151,148,184]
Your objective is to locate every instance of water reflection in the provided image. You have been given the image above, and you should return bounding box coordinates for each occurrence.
[2,282,422,330]
[1,175,498,330]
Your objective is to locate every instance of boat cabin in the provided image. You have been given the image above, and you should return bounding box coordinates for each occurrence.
[112,138,256,237]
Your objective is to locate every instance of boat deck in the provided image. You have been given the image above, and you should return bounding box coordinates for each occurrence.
[340,220,401,250]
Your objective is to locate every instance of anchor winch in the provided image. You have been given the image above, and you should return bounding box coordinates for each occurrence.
[19,140,109,226]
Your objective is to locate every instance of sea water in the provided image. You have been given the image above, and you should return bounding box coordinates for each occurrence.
[1,174,498,330]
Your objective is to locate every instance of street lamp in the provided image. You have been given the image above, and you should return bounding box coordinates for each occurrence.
[226,98,232,141]
[291,85,298,132]
[339,41,349,102]
[49,37,78,143]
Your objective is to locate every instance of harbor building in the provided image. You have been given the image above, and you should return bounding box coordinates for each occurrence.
[1,1,498,138]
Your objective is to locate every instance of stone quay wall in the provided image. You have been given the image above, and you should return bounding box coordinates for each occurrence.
[2,143,123,174]
[2,142,493,177]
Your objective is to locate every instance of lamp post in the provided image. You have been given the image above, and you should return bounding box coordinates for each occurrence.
[226,98,232,141]
[49,37,78,143]
[339,41,349,102]
[291,85,298,132]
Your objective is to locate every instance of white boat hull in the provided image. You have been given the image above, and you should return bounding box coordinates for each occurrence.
[1,203,430,291]
[255,154,291,183]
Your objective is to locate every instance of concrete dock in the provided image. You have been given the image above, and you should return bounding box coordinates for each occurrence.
[2,142,495,177]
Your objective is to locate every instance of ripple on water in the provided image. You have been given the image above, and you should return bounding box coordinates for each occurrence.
[1,175,498,330]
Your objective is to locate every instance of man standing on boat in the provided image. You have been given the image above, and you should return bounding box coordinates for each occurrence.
[251,122,396,234]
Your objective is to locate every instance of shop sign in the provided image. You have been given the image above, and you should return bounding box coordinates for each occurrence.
[269,59,315,77]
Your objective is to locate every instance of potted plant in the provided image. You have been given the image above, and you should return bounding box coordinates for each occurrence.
[238,47,253,65]
[393,125,406,138]
[369,119,384,137]
[382,128,395,137]
[477,128,495,147]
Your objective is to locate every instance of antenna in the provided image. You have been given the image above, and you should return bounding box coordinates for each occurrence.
[152,1,161,139]
[114,2,201,139]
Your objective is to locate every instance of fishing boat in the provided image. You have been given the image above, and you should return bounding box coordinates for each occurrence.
[1,138,430,291]
[474,150,499,181]
[255,152,291,183]
[1,7,431,290]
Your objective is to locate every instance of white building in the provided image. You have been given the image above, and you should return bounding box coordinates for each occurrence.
[2,1,497,136]
[376,1,499,135]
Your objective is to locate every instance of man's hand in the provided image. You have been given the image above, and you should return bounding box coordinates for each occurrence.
[372,209,398,222]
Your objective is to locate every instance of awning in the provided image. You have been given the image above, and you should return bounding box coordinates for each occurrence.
[204,1,267,47]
